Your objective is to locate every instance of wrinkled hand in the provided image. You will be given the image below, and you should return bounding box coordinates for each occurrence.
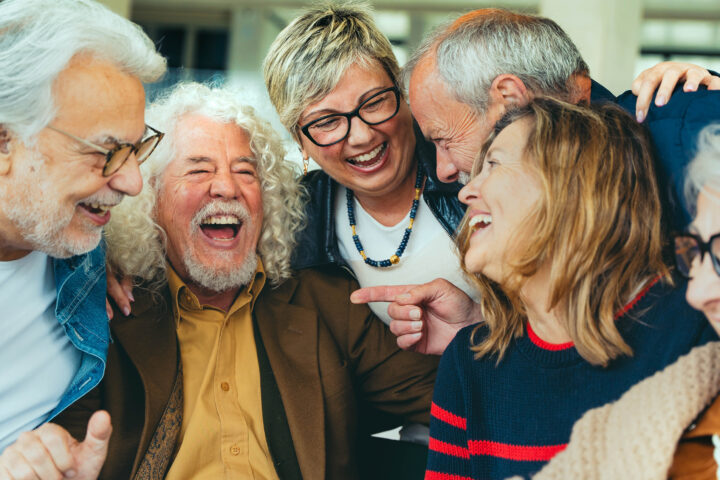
[632,61,720,122]
[105,263,134,320]
[0,411,111,480]
[350,278,483,355]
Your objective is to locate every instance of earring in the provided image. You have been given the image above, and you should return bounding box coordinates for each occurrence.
[299,148,309,176]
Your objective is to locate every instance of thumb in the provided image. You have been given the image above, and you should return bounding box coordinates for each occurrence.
[73,410,112,477]
[83,411,112,452]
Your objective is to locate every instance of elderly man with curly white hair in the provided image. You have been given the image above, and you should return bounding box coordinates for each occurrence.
[0,0,165,476]
[13,83,438,480]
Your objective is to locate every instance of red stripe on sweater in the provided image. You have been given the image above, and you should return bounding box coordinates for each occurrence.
[429,437,470,459]
[526,322,574,351]
[526,275,663,350]
[468,440,567,461]
[614,275,662,319]
[431,402,467,430]
[425,471,473,480]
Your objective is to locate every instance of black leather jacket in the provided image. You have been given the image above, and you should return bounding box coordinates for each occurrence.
[291,121,466,272]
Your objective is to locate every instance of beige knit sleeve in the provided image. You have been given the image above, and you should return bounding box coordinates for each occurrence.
[511,342,720,480]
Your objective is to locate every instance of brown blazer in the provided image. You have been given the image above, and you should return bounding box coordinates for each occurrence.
[55,266,438,479]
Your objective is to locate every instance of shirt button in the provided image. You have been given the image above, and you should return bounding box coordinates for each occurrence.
[230,445,240,456]
[220,382,230,391]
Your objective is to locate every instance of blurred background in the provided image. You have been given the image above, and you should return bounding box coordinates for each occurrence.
[97,0,720,164]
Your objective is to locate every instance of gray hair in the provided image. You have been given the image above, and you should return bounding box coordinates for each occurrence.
[0,0,166,143]
[403,8,589,115]
[105,83,307,288]
[686,123,720,215]
[263,1,401,142]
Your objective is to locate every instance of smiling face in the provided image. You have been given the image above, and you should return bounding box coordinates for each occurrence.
[686,188,720,331]
[297,61,415,201]
[409,56,504,184]
[0,54,146,260]
[458,117,542,282]
[155,115,263,293]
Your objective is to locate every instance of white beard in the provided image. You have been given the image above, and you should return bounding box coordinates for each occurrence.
[183,249,258,293]
[0,148,107,258]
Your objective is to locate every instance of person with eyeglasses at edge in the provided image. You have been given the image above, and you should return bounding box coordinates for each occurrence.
[499,123,720,480]
[0,0,165,477]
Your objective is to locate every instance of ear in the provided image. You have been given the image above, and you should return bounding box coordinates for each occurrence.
[0,126,12,176]
[489,74,531,108]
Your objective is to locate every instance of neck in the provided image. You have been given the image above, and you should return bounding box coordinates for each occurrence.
[353,164,419,227]
[187,283,241,312]
[520,266,572,344]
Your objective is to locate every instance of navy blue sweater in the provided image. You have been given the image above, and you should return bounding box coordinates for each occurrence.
[426,278,718,480]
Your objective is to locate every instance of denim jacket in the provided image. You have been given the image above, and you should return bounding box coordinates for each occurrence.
[46,243,109,421]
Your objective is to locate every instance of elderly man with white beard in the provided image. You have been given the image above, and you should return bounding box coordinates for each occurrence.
[0,0,165,476]
[19,83,439,480]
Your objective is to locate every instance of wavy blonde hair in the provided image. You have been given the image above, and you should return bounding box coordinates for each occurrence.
[458,97,669,366]
[105,82,307,288]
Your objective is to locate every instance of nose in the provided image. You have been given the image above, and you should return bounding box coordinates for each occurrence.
[436,150,460,183]
[209,167,238,199]
[686,256,720,315]
[108,153,143,197]
[346,115,374,147]
[458,175,481,206]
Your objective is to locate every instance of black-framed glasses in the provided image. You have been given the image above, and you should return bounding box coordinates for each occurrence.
[300,86,400,147]
[47,124,164,176]
[674,232,720,278]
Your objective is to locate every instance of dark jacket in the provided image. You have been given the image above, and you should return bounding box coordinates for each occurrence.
[592,80,720,231]
[291,120,466,271]
[54,266,439,480]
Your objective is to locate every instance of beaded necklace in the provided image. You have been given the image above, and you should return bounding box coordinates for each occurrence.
[346,167,424,268]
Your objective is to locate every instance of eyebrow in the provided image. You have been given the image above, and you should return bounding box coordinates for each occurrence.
[232,156,256,165]
[301,85,391,122]
[187,156,213,164]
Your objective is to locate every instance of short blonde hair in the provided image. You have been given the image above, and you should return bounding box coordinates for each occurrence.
[458,98,668,366]
[263,1,400,142]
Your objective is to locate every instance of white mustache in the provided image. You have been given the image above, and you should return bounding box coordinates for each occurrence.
[191,199,251,231]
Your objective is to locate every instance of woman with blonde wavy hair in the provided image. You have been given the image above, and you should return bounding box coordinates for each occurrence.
[425,97,717,480]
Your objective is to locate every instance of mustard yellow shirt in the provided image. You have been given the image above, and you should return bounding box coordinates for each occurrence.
[165,262,279,480]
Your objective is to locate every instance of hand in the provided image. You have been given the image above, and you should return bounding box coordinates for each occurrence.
[0,411,112,480]
[350,278,483,355]
[632,61,720,122]
[105,264,134,319]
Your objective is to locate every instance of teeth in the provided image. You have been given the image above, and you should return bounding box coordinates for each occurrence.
[347,143,385,165]
[202,215,240,225]
[469,214,492,229]
[83,203,113,214]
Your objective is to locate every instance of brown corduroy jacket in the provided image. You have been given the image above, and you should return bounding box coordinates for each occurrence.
[55,266,438,479]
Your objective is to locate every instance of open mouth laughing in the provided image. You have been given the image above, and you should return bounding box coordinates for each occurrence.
[469,213,493,233]
[346,142,387,169]
[199,214,242,241]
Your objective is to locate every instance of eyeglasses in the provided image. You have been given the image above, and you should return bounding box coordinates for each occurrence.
[299,86,400,147]
[47,124,164,176]
[673,232,720,278]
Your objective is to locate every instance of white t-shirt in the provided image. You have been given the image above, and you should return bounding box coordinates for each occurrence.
[336,186,480,325]
[0,251,82,452]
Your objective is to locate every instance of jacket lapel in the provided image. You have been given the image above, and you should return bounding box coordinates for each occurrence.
[110,288,179,476]
[254,278,325,480]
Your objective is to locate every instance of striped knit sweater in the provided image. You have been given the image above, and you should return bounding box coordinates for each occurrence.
[426,278,718,480]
